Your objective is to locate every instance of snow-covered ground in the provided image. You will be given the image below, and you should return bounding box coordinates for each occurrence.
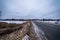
[36,21,60,24]
[0,21,27,24]
[22,35,29,40]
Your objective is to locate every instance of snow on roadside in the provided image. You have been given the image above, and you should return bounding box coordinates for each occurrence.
[32,22,48,40]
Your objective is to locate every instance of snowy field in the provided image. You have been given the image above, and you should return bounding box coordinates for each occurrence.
[0,21,27,24]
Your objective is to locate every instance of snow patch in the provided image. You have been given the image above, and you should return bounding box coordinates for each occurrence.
[22,35,29,40]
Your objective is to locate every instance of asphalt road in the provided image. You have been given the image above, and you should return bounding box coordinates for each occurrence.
[34,22,60,40]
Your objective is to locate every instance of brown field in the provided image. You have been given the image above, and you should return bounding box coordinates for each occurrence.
[0,22,38,40]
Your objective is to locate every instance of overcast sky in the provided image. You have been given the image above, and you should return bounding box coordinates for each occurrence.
[0,0,60,19]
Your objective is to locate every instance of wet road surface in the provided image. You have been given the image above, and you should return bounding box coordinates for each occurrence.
[34,22,60,40]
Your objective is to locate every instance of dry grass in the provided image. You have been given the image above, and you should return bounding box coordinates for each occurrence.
[0,22,38,40]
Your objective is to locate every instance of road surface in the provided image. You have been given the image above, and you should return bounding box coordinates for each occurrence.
[34,22,60,40]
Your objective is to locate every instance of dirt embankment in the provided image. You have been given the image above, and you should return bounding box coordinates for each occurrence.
[0,22,38,40]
